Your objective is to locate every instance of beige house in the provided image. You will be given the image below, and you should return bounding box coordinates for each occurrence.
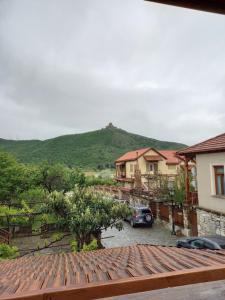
[115,147,184,189]
[179,133,225,236]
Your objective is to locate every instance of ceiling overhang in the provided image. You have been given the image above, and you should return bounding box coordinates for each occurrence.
[144,0,225,15]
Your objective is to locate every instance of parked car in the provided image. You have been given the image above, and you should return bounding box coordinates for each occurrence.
[177,236,225,250]
[125,206,154,228]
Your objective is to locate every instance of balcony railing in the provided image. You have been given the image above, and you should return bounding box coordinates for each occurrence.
[117,172,126,178]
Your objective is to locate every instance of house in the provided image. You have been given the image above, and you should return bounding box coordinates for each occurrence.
[115,148,184,190]
[1,244,225,299]
[178,133,225,236]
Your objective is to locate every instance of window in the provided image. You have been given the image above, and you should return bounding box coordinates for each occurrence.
[189,239,205,249]
[147,162,158,173]
[214,166,225,195]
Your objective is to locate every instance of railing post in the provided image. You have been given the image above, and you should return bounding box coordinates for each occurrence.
[183,206,191,236]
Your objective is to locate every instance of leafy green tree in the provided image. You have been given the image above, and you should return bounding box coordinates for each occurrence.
[173,169,194,203]
[37,163,86,193]
[69,168,86,188]
[0,151,28,204]
[19,187,47,206]
[0,204,34,230]
[42,187,131,250]
[37,162,66,193]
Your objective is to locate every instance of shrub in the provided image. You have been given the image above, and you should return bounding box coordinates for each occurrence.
[19,188,47,207]
[85,176,118,186]
[70,240,78,252]
[82,239,98,252]
[0,205,30,227]
[0,244,19,260]
[44,239,49,247]
[51,232,63,242]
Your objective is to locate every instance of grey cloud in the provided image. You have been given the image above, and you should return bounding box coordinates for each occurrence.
[0,0,225,145]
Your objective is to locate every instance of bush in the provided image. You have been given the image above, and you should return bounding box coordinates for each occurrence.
[0,243,19,259]
[19,188,47,207]
[70,239,98,252]
[0,206,30,227]
[85,176,118,186]
[51,232,63,242]
[82,239,98,252]
[70,240,78,252]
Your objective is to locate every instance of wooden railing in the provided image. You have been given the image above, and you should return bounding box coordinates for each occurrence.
[187,191,198,206]
[0,228,11,244]
[159,204,169,222]
[174,208,184,227]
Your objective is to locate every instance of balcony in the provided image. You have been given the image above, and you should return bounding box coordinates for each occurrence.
[118,171,126,178]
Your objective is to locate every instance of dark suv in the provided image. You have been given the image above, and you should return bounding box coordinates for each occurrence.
[126,206,154,227]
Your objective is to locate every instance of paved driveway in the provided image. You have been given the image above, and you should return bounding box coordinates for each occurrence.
[102,221,179,248]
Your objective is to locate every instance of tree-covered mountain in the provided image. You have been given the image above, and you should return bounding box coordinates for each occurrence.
[0,124,187,169]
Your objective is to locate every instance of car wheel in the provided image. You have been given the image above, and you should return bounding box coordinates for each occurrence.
[130,220,136,228]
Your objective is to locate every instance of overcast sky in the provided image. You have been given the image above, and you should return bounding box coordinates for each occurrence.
[0,0,225,145]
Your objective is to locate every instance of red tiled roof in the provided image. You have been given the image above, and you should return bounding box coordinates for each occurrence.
[1,245,225,299]
[115,148,182,165]
[144,155,163,161]
[115,148,150,163]
[158,150,183,165]
[178,133,225,156]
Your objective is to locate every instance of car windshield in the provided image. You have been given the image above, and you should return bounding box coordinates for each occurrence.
[206,237,225,249]
[141,209,150,214]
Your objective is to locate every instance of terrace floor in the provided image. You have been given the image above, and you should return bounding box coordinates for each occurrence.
[104,279,225,300]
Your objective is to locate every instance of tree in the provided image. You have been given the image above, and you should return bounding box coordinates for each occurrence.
[0,151,28,204]
[69,168,86,188]
[173,169,194,203]
[37,162,84,193]
[42,187,131,250]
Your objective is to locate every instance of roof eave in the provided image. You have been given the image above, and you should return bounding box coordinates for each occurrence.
[115,158,137,164]
[178,148,225,157]
[144,0,225,15]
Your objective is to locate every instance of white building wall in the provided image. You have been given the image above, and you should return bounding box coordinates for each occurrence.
[196,152,225,213]
[196,152,225,236]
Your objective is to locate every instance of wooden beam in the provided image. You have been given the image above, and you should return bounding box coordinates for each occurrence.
[10,265,225,300]
[144,0,225,15]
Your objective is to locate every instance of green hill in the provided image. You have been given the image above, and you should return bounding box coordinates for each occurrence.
[0,124,187,169]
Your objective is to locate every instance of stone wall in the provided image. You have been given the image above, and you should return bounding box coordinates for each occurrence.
[197,208,225,236]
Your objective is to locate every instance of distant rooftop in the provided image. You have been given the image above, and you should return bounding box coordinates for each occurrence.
[115,148,182,164]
